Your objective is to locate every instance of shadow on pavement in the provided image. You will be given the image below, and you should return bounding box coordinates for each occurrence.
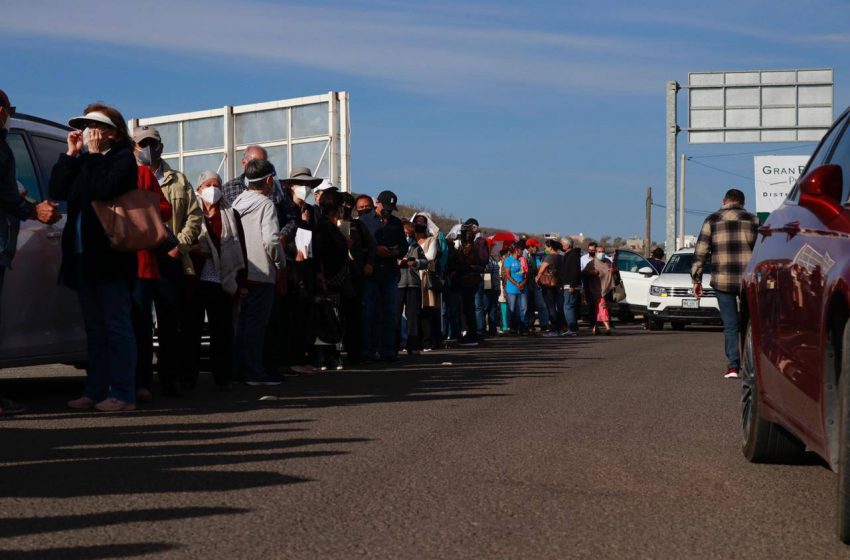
[0,506,249,539]
[0,334,590,556]
[0,543,176,559]
[0,420,370,498]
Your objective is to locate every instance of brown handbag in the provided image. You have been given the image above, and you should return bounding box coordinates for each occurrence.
[538,266,558,288]
[91,189,168,252]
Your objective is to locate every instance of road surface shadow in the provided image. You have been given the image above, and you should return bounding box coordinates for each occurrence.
[0,506,249,539]
[0,419,370,498]
[0,543,176,559]
[1,335,587,417]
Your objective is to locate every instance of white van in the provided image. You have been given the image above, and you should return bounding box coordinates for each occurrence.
[2,113,86,367]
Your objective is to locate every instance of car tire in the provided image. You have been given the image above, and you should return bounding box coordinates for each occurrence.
[647,318,663,331]
[617,307,635,323]
[670,321,686,331]
[741,322,805,463]
[837,319,850,543]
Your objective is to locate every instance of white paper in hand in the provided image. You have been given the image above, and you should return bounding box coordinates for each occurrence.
[295,228,313,258]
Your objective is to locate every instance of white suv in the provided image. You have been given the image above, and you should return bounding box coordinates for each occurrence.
[646,248,721,330]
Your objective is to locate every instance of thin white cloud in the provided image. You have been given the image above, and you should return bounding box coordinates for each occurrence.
[0,0,675,96]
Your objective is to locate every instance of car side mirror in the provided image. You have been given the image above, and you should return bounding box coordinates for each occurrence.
[799,164,843,223]
[638,266,655,276]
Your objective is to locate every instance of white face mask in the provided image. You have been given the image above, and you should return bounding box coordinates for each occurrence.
[200,186,222,206]
[596,252,605,260]
[293,185,311,202]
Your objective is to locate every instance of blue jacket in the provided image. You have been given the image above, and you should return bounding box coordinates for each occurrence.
[0,129,35,268]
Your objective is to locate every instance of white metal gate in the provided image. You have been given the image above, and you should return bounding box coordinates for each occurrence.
[129,91,350,190]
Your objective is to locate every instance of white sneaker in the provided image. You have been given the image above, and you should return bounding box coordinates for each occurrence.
[724,368,739,379]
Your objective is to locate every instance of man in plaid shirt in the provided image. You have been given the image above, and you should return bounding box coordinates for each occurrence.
[691,188,758,379]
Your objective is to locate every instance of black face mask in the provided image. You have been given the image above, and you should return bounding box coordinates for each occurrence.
[379,208,392,218]
[414,223,427,234]
[342,205,353,219]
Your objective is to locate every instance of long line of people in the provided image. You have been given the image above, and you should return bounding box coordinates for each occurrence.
[30,102,623,414]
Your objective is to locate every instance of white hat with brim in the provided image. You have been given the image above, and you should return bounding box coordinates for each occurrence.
[314,179,337,192]
[68,111,116,130]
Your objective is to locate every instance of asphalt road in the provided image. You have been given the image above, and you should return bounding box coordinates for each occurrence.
[0,325,847,559]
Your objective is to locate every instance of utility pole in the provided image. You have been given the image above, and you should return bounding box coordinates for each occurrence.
[645,186,652,258]
[678,152,686,250]
[666,81,680,252]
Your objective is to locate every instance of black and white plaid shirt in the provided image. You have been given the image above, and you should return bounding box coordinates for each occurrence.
[691,205,759,293]
[222,174,246,206]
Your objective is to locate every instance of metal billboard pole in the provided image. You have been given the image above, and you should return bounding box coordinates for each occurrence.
[678,152,686,249]
[666,81,679,252]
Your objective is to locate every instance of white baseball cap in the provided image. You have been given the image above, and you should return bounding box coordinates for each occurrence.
[314,179,337,192]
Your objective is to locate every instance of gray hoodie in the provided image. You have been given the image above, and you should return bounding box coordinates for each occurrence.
[232,189,283,284]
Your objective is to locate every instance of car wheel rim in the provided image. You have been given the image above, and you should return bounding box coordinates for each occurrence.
[740,325,756,443]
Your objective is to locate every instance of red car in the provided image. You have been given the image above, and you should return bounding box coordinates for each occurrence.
[741,105,850,543]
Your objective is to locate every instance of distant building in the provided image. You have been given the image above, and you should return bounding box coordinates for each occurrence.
[681,235,697,248]
[625,237,645,251]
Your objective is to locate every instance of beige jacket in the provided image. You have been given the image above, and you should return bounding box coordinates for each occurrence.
[158,161,202,275]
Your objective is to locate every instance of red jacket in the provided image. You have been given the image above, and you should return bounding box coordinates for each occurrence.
[136,166,173,279]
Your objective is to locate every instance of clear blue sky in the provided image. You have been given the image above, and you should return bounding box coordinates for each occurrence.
[3,0,850,242]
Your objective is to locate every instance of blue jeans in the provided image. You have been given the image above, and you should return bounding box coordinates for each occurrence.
[441,288,462,340]
[131,278,155,391]
[716,290,741,369]
[77,265,136,403]
[562,288,579,332]
[235,283,275,381]
[507,293,528,332]
[526,286,549,329]
[475,286,500,335]
[362,276,399,358]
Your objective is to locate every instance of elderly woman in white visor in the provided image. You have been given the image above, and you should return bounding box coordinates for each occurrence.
[49,103,139,412]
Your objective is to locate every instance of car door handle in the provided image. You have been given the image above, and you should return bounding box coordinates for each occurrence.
[45,231,62,239]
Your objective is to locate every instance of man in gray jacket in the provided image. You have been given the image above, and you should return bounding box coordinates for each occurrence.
[232,159,284,386]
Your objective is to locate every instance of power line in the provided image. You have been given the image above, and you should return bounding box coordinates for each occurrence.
[687,143,816,159]
[651,203,711,216]
[686,158,758,182]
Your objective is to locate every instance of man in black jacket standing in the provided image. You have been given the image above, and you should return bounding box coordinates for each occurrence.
[0,90,61,415]
[558,237,582,336]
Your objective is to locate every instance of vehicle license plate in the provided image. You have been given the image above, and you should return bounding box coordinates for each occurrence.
[682,298,699,309]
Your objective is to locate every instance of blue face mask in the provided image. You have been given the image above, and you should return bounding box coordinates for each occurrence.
[407,236,415,245]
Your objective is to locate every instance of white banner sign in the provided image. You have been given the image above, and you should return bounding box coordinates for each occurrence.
[753,155,809,215]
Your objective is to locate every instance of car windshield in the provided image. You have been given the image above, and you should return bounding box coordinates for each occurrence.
[663,253,711,274]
